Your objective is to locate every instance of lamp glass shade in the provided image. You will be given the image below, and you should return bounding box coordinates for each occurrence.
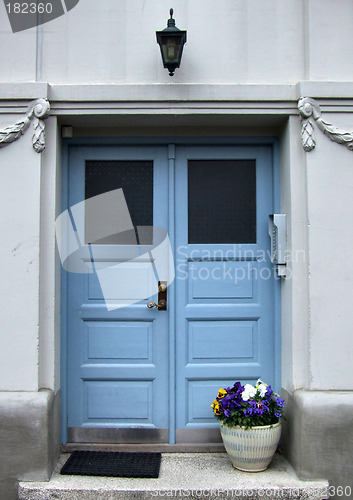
[159,33,185,66]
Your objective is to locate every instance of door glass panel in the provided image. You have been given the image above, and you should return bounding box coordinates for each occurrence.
[188,159,256,244]
[85,160,153,244]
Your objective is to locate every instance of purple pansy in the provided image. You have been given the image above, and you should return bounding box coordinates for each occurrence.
[276,397,285,408]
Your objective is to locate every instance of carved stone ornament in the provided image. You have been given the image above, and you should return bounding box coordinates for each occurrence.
[298,96,353,152]
[0,98,50,153]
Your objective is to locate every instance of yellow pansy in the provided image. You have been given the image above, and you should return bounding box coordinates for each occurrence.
[211,400,221,415]
[217,388,227,399]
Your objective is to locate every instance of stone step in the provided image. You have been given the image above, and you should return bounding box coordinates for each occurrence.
[18,452,329,500]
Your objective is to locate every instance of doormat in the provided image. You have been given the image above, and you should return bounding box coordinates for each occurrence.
[60,451,162,478]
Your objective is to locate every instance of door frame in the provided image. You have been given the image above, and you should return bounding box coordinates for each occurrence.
[60,136,281,446]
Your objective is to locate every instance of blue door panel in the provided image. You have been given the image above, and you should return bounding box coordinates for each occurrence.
[174,145,276,432]
[66,146,169,431]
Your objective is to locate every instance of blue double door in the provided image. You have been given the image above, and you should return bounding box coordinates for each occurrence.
[64,143,279,444]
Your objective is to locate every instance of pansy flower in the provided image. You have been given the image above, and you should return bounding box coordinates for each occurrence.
[217,388,227,399]
[241,384,257,401]
[211,400,221,415]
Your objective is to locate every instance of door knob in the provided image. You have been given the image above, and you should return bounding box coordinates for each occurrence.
[147,300,167,309]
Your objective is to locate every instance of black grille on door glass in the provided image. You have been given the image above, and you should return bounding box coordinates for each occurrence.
[85,160,153,244]
[188,160,256,244]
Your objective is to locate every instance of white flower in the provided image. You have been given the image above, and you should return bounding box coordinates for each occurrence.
[258,383,267,398]
[241,384,257,401]
[256,378,267,387]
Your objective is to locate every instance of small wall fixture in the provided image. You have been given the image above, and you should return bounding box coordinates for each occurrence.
[156,8,187,76]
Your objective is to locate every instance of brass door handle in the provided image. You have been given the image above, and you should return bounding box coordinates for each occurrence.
[147,281,167,310]
[147,300,166,309]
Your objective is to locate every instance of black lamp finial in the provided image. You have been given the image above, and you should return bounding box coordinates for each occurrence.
[167,9,176,27]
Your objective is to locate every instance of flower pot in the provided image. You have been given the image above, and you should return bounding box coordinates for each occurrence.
[220,421,281,472]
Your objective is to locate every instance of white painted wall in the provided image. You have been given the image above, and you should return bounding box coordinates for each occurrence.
[38,117,60,392]
[306,0,353,81]
[0,116,41,391]
[304,113,353,390]
[0,4,37,82]
[1,0,353,395]
[1,0,353,85]
[38,0,304,84]
[38,0,306,85]
[280,116,311,393]
[280,108,353,392]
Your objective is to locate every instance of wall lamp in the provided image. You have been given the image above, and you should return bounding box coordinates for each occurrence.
[156,9,187,76]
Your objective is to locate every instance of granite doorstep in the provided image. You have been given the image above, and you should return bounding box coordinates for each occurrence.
[18,452,329,500]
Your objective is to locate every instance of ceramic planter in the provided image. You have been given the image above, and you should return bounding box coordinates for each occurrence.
[220,421,281,472]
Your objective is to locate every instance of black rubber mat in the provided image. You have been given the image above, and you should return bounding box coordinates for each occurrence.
[60,451,162,478]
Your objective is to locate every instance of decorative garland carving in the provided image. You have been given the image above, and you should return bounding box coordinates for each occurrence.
[0,98,50,153]
[298,97,353,152]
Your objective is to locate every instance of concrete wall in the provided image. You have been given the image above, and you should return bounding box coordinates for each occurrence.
[38,0,306,85]
[282,390,353,499]
[280,106,353,498]
[304,113,353,390]
[279,116,310,392]
[0,390,60,500]
[306,0,353,81]
[1,0,353,85]
[0,8,36,81]
[280,108,353,392]
[0,114,41,391]
[0,103,61,497]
